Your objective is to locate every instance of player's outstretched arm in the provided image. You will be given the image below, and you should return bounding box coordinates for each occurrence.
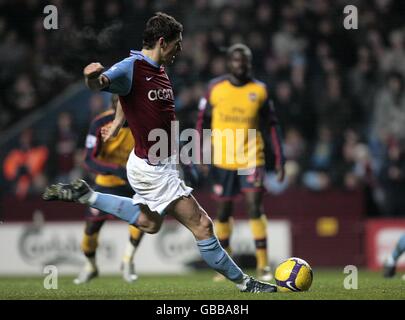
[83,62,110,91]
[101,100,126,142]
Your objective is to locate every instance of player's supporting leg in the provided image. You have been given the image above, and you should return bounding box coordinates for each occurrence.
[245,191,272,281]
[42,180,163,233]
[384,233,405,278]
[74,218,104,284]
[121,225,144,282]
[213,202,234,281]
[167,194,277,293]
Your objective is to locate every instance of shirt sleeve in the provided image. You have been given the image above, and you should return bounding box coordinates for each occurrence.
[196,96,213,132]
[102,56,136,96]
[260,87,285,168]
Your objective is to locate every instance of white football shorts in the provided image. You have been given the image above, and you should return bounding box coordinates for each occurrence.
[126,151,193,215]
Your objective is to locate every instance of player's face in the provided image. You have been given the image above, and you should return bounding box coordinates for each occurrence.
[162,33,183,65]
[229,50,251,79]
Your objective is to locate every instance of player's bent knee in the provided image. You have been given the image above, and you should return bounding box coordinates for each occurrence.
[142,218,162,234]
[136,207,163,234]
[146,224,160,234]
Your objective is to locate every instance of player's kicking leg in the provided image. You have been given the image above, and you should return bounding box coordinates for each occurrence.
[167,194,277,293]
[42,179,163,233]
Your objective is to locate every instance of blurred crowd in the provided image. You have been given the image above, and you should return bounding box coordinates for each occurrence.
[1,0,405,216]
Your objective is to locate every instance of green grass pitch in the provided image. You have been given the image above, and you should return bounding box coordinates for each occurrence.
[0,269,404,300]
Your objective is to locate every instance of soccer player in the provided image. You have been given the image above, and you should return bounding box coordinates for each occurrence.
[42,12,276,293]
[196,44,285,281]
[74,94,144,284]
[383,233,405,278]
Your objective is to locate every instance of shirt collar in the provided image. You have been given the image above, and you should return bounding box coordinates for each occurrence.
[130,50,160,68]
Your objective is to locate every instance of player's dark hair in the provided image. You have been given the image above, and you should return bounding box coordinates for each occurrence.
[142,12,183,49]
[227,43,252,61]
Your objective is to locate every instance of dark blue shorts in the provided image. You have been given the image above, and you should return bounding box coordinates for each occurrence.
[85,184,134,222]
[210,166,265,200]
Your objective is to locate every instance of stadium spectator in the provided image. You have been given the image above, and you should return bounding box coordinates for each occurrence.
[49,112,78,183]
[334,128,369,191]
[377,141,405,216]
[283,127,307,166]
[380,30,405,77]
[273,80,314,140]
[347,45,380,128]
[3,128,49,199]
[371,71,405,145]
[302,125,336,191]
[7,74,38,119]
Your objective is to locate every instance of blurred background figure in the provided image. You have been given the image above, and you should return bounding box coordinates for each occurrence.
[50,112,78,183]
[302,125,335,191]
[377,141,405,216]
[75,95,144,284]
[384,233,405,278]
[3,128,49,199]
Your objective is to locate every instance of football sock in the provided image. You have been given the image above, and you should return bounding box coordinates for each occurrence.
[88,193,141,225]
[197,236,243,282]
[122,240,137,264]
[214,218,233,255]
[129,225,143,246]
[81,232,99,257]
[392,234,405,261]
[122,226,144,263]
[249,215,268,270]
[81,232,99,271]
[84,256,97,272]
